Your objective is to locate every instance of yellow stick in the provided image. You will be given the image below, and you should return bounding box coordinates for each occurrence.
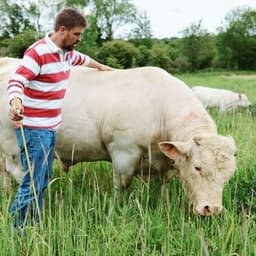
[13,97,42,227]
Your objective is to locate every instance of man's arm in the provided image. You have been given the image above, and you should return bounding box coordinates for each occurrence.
[7,50,40,122]
[71,51,113,71]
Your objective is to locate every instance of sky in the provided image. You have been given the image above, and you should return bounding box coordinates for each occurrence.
[131,0,256,38]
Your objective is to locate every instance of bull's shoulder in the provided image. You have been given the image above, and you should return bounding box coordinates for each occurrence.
[0,57,20,78]
[0,57,19,67]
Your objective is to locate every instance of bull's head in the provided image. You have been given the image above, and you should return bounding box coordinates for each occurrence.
[239,93,251,108]
[159,135,236,216]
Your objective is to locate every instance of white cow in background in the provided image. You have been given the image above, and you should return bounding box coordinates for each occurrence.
[192,86,251,112]
[0,57,237,216]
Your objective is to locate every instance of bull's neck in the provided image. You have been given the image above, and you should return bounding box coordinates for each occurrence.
[170,111,217,142]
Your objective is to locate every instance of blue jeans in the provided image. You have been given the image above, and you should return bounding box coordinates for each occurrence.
[10,128,56,227]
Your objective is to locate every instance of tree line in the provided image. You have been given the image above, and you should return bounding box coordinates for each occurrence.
[0,0,256,73]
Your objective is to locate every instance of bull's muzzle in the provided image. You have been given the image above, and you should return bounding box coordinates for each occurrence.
[194,201,222,216]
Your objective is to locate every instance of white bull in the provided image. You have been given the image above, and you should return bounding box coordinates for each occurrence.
[0,57,237,216]
[192,85,251,112]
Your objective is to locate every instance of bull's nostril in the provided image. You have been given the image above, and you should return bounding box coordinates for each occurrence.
[203,205,211,215]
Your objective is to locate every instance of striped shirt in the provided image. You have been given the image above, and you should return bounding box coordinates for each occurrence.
[7,34,90,129]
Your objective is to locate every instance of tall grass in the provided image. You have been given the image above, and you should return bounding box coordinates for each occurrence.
[1,71,256,255]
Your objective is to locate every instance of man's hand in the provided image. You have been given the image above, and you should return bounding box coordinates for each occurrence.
[9,97,24,121]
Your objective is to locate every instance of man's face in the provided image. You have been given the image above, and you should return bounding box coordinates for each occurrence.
[61,26,85,51]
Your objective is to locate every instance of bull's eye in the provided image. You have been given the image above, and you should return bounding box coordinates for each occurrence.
[195,166,202,173]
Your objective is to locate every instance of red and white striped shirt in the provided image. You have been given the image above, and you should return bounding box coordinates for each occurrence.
[7,34,90,129]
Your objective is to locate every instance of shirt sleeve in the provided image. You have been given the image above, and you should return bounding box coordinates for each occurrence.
[7,48,41,103]
[70,50,90,66]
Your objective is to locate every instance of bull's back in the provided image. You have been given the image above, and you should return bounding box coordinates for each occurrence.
[67,66,205,119]
[59,66,209,158]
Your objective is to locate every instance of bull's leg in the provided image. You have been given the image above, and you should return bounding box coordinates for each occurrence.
[0,152,12,191]
[5,154,24,183]
[110,147,141,198]
[0,169,12,192]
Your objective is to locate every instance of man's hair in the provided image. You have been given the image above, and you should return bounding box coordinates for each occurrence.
[54,8,88,31]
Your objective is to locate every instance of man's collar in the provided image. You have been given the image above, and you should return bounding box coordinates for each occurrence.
[45,33,63,54]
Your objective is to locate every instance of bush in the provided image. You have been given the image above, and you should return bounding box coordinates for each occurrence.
[171,55,191,73]
[2,30,41,58]
[147,43,172,71]
[136,45,151,67]
[97,40,139,69]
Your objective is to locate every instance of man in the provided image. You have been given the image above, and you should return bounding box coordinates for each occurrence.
[7,8,113,228]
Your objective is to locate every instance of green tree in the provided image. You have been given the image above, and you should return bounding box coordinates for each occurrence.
[128,11,153,49]
[216,7,256,70]
[0,0,35,37]
[65,0,89,6]
[89,0,137,45]
[26,0,65,33]
[147,41,172,72]
[130,11,152,39]
[135,44,151,67]
[76,15,99,57]
[1,30,42,57]
[181,20,215,71]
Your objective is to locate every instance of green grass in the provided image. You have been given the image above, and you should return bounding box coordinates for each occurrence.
[1,71,256,255]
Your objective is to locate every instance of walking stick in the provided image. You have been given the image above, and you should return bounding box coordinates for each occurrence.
[13,97,42,227]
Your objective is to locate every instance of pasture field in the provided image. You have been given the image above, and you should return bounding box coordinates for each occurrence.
[0,71,256,256]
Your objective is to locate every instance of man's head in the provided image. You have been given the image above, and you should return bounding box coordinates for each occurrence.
[54,8,88,32]
[54,8,88,51]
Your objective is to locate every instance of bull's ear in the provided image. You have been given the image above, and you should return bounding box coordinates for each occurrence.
[159,141,191,160]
